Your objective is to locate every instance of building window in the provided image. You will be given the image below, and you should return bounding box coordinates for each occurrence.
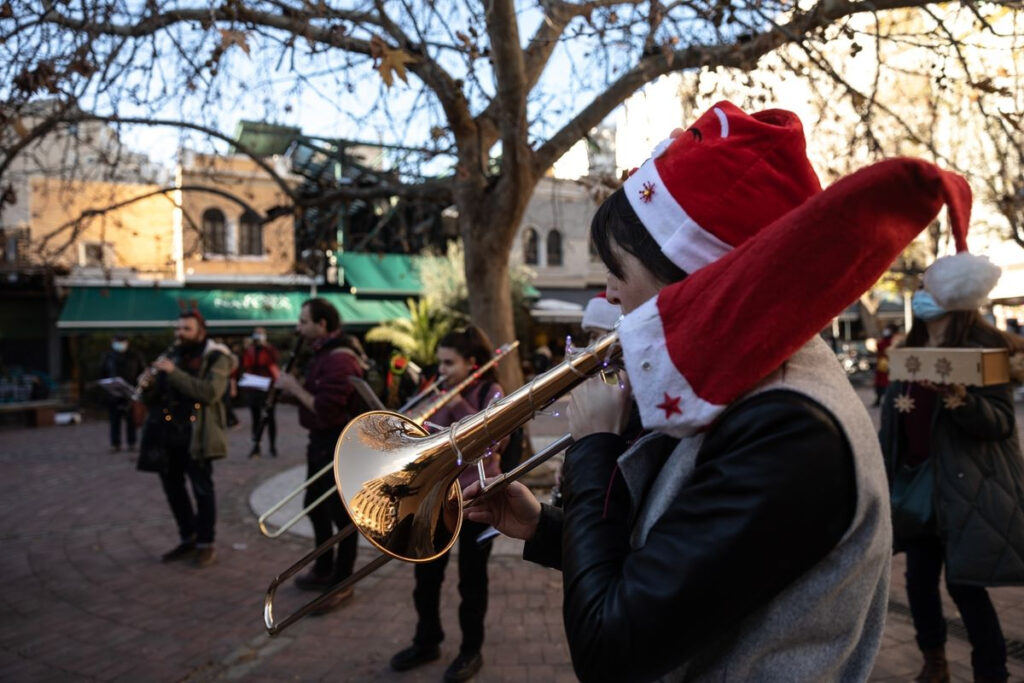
[239,210,263,256]
[202,208,228,255]
[523,228,538,265]
[79,240,113,267]
[546,229,563,266]
[0,228,29,265]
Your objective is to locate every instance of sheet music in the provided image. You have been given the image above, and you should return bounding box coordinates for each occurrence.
[98,377,135,399]
[238,373,273,391]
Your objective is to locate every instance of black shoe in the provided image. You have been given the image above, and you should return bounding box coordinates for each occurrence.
[310,586,354,616]
[192,547,217,568]
[269,448,278,458]
[444,651,482,682]
[161,539,197,563]
[390,643,441,672]
[294,567,336,591]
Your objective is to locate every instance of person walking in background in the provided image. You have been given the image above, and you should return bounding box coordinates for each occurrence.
[138,311,237,569]
[274,298,364,611]
[100,335,145,452]
[241,327,280,457]
[879,256,1024,683]
[390,325,505,683]
[873,323,898,406]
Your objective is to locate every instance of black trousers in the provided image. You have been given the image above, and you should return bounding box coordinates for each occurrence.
[306,434,357,579]
[108,402,137,447]
[413,519,492,655]
[159,446,216,545]
[247,391,276,450]
[905,536,1008,680]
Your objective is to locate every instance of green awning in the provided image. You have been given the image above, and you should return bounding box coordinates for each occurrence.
[57,287,408,332]
[338,252,422,297]
[338,252,540,298]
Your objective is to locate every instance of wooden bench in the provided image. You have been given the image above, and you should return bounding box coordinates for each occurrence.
[0,400,62,427]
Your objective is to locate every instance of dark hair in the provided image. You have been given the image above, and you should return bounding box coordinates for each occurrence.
[438,325,497,383]
[903,310,1024,352]
[590,188,688,285]
[178,310,206,330]
[302,297,341,332]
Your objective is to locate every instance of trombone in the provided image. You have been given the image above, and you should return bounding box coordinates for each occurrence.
[263,331,621,635]
[256,341,519,539]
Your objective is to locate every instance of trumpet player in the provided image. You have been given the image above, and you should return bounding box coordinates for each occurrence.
[391,325,505,683]
[138,310,236,569]
[462,101,938,680]
[273,298,365,610]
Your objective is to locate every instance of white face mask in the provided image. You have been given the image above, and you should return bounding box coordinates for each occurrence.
[112,341,128,352]
[253,334,267,344]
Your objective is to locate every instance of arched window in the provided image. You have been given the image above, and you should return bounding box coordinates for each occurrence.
[523,227,538,265]
[239,210,263,256]
[202,208,227,255]
[546,229,563,266]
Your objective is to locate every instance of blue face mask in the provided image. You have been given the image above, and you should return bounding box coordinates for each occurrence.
[912,290,948,321]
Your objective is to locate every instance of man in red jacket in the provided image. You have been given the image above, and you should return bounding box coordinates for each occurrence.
[275,298,365,608]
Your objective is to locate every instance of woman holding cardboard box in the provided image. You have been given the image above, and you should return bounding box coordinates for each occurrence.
[879,254,1024,683]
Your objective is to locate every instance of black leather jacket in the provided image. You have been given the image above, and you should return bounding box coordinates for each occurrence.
[524,389,856,682]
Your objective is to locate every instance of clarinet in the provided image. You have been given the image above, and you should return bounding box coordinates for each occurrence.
[130,343,178,401]
[250,335,303,458]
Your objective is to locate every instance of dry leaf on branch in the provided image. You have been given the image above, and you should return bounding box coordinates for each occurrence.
[219,29,251,55]
[370,35,417,87]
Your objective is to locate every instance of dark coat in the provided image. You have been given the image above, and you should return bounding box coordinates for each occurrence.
[880,379,1024,585]
[523,391,856,682]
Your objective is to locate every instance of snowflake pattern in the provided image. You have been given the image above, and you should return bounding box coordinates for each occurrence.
[942,392,966,410]
[894,393,917,414]
[639,181,656,203]
[934,357,953,382]
[904,355,922,376]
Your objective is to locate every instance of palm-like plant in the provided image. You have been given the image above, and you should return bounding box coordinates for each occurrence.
[365,297,454,366]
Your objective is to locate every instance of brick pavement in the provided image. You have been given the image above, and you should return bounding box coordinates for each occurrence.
[2,394,1024,681]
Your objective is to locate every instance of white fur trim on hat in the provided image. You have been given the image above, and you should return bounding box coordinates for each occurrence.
[618,296,723,436]
[582,297,622,334]
[623,160,733,274]
[923,252,1001,311]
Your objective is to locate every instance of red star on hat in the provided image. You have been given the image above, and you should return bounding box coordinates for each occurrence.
[656,393,682,419]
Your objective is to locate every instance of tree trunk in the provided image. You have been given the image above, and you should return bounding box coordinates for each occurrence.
[462,220,523,391]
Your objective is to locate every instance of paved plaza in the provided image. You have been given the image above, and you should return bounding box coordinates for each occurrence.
[2,390,1024,681]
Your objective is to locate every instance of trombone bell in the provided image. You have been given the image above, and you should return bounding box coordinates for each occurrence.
[333,411,465,563]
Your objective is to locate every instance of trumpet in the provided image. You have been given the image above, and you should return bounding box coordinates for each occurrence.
[263,331,621,635]
[256,341,519,539]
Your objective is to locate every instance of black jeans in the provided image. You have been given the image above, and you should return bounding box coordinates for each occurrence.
[247,391,276,450]
[108,402,137,447]
[159,445,216,545]
[413,519,493,654]
[306,433,357,579]
[905,536,1008,680]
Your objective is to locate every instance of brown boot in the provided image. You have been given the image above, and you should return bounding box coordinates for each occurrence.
[915,646,950,683]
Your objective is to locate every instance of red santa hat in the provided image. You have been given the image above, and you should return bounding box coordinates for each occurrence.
[615,103,972,436]
[622,101,822,273]
[582,293,622,334]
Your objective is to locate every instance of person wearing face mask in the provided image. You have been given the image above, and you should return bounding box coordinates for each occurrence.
[464,101,977,681]
[100,335,146,452]
[241,327,280,457]
[138,311,237,569]
[879,269,1024,683]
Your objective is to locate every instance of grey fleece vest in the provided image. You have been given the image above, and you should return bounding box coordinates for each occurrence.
[618,336,891,682]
